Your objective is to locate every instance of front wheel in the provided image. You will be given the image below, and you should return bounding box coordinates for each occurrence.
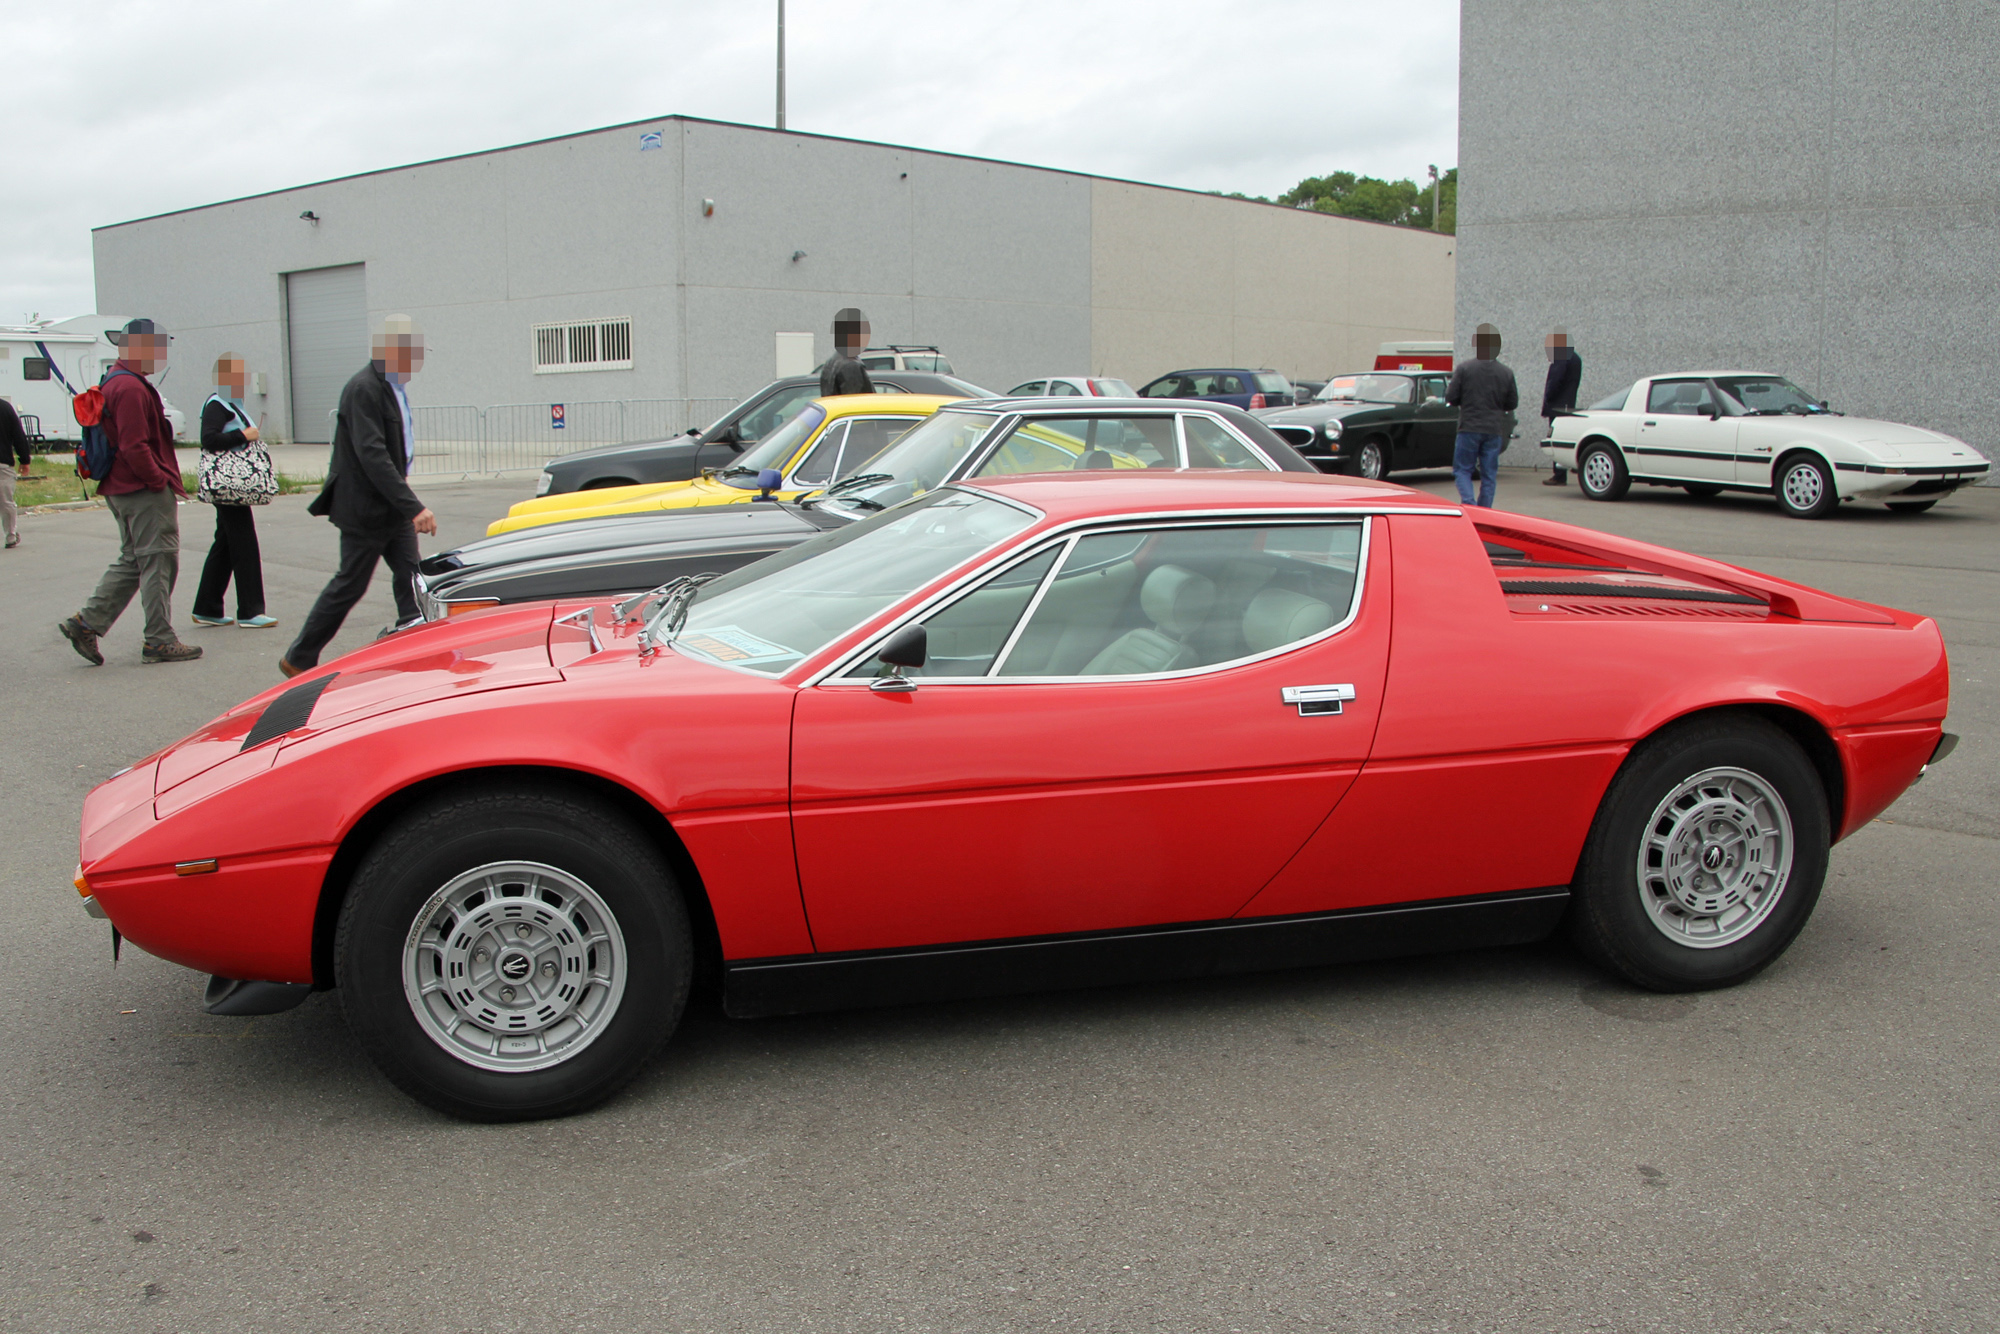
[1577,443,1630,501]
[1567,714,1829,992]
[1775,455,1839,519]
[1346,439,1387,481]
[1885,499,1938,514]
[336,785,691,1121]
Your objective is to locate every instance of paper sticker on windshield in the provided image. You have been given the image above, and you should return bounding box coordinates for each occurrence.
[677,625,794,664]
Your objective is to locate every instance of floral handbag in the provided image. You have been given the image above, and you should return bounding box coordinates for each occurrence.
[197,396,279,506]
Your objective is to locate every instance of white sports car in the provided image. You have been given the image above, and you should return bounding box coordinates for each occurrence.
[1541,372,1989,518]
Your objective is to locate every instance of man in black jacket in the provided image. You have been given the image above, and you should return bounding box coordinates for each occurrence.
[0,397,29,549]
[818,307,874,397]
[280,315,437,677]
[1540,327,1584,486]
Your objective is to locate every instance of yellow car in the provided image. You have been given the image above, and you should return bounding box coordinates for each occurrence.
[487,394,961,536]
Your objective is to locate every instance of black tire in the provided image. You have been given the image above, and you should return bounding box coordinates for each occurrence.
[336,785,691,1121]
[1774,454,1839,519]
[1682,483,1723,498]
[1576,441,1630,501]
[1885,499,1938,514]
[1566,713,1829,992]
[581,477,637,491]
[1346,438,1388,481]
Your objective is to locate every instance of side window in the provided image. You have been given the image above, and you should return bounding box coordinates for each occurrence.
[1181,415,1268,470]
[842,547,1062,680]
[973,416,1176,476]
[23,358,52,382]
[903,355,943,372]
[790,421,851,485]
[835,417,915,475]
[737,385,815,442]
[1647,380,1714,416]
[996,522,1364,678]
[859,355,894,370]
[1138,377,1184,398]
[1418,376,1447,403]
[1047,380,1083,396]
[1213,374,1244,396]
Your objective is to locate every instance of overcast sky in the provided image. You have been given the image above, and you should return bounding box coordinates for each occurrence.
[8,0,1459,324]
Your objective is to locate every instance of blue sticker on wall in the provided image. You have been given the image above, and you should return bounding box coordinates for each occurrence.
[639,131,663,151]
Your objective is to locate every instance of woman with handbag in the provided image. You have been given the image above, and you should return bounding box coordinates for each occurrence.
[191,353,279,628]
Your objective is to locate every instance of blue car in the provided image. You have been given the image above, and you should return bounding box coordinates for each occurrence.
[1136,367,1295,412]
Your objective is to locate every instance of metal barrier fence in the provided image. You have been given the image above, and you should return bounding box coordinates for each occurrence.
[409,398,738,475]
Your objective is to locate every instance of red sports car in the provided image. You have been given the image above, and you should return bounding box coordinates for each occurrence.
[76,472,1954,1120]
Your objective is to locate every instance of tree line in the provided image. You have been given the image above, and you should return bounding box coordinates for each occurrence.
[1215,167,1457,234]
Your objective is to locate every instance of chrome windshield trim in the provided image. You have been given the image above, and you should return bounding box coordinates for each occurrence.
[802,508,1382,689]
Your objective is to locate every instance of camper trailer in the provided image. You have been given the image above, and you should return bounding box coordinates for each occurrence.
[0,315,188,444]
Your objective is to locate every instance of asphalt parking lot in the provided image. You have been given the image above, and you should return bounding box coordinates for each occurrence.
[2,471,1994,1333]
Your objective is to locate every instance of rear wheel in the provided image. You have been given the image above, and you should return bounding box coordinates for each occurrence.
[1775,454,1838,519]
[1885,499,1938,514]
[336,785,690,1121]
[1577,442,1630,501]
[1567,714,1829,992]
[1683,483,1723,498]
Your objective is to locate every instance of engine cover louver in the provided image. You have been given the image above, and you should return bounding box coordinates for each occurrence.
[240,673,339,751]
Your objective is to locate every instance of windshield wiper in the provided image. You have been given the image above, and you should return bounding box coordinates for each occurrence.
[822,471,894,496]
[718,465,758,478]
[637,572,721,655]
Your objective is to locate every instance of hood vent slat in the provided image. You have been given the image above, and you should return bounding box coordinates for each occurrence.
[240,673,339,751]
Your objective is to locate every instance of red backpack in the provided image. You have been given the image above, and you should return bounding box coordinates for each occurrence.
[71,370,137,481]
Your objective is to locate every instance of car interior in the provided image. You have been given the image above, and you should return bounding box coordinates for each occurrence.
[854,522,1364,681]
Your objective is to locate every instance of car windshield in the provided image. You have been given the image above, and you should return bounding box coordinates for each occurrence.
[1317,374,1411,404]
[1713,376,1828,415]
[720,403,827,486]
[814,409,1002,517]
[935,376,998,398]
[673,489,1034,675]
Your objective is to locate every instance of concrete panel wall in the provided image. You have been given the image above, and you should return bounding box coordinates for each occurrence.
[1089,180,1455,389]
[1458,0,2000,469]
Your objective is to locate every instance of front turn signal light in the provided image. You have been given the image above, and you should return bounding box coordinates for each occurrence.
[74,864,90,896]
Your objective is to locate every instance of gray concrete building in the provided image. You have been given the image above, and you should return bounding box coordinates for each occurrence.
[93,116,1453,445]
[1458,1,1998,470]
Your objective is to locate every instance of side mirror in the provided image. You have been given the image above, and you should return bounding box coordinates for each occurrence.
[870,623,927,692]
[1705,405,1721,420]
[756,468,783,499]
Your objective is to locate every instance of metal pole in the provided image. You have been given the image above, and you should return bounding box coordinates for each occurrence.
[1428,164,1440,231]
[776,0,786,130]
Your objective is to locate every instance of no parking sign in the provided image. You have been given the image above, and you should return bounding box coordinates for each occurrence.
[550,404,566,430]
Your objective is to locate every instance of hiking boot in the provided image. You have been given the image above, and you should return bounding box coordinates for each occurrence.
[141,640,203,665]
[59,616,103,666]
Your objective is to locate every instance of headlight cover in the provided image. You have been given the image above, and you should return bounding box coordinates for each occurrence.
[535,471,554,496]
[1322,420,1343,439]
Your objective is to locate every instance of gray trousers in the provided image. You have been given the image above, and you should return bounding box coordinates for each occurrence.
[0,468,15,542]
[80,489,180,646]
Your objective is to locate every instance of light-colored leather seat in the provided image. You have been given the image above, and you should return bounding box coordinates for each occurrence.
[1242,587,1335,654]
[1081,564,1215,675]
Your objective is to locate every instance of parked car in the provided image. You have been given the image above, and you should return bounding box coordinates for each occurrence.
[1136,368,1294,412]
[859,345,954,374]
[1544,372,1991,518]
[1006,376,1137,398]
[1290,379,1327,405]
[493,395,965,535]
[532,372,995,497]
[1257,371,1509,480]
[79,469,1955,1120]
[420,399,1314,616]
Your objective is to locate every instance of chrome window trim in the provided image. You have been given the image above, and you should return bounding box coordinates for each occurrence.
[957,406,1285,477]
[804,510,1380,689]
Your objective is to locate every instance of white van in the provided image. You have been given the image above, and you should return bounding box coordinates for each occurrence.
[0,315,188,442]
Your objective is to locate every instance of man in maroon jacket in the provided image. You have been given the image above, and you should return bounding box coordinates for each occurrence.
[58,319,202,665]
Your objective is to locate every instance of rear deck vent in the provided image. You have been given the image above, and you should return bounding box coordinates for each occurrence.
[1514,600,1766,619]
[240,673,339,751]
[1498,580,1764,606]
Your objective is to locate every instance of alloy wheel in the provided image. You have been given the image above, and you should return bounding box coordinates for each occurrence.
[1636,767,1793,949]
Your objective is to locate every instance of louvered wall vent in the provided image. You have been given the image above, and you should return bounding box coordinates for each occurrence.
[533,319,633,373]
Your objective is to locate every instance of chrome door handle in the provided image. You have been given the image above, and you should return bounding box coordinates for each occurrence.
[1281,683,1355,716]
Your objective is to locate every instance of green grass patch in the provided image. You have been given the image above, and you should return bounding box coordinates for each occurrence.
[12,463,316,509]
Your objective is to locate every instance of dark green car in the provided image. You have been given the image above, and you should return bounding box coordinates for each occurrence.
[1255,371,1515,480]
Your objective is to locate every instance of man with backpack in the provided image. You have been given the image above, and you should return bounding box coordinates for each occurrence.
[58,319,202,666]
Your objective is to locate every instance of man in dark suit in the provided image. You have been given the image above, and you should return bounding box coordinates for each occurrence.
[818,307,874,397]
[280,315,437,677]
[1540,327,1584,486]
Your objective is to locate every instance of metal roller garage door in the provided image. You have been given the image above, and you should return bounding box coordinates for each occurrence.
[285,264,365,443]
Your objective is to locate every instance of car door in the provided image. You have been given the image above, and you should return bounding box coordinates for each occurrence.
[1412,375,1457,463]
[1633,379,1738,484]
[789,516,1393,952]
